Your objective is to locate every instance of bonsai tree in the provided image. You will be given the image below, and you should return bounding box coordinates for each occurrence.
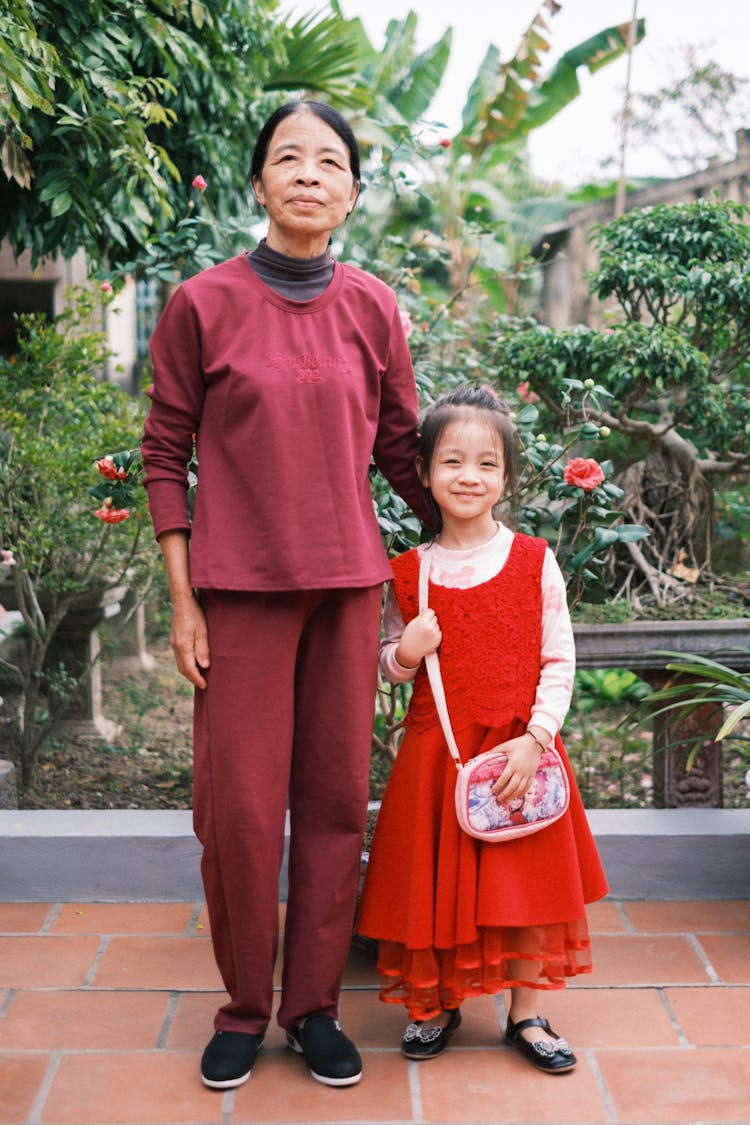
[493,197,750,609]
[0,287,158,788]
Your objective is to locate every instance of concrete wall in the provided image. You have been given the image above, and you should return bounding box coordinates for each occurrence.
[0,809,748,903]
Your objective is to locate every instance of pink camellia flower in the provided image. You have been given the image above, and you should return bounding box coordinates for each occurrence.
[192,174,208,192]
[95,505,130,524]
[99,281,113,293]
[563,457,605,491]
[515,380,539,404]
[399,309,414,337]
[96,455,128,481]
[0,548,15,567]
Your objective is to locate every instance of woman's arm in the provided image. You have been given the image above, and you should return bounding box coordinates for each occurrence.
[159,530,210,690]
[142,286,206,539]
[372,305,433,527]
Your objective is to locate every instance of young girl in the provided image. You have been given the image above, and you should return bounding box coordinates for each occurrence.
[357,384,608,1074]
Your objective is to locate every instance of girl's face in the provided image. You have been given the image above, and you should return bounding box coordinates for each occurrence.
[252,109,360,259]
[420,414,505,535]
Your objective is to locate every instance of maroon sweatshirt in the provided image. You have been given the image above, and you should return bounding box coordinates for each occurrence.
[142,254,429,590]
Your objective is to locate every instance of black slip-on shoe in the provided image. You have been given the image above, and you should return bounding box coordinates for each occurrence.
[505,1016,577,1073]
[200,1029,265,1089]
[401,1007,462,1060]
[286,1013,362,1086]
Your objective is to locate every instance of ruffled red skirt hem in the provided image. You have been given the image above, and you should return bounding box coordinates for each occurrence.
[375,918,593,1021]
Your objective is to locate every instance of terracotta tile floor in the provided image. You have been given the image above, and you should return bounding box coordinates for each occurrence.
[1,898,749,1125]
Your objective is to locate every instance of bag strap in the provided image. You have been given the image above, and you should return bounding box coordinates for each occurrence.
[418,548,462,772]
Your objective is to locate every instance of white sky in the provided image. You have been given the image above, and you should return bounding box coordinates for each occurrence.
[336,0,750,184]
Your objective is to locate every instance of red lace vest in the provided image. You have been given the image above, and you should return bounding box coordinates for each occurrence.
[390,534,547,735]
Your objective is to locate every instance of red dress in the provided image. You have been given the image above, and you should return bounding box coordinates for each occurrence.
[356,536,609,1019]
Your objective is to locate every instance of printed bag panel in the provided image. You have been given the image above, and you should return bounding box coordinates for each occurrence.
[456,748,570,841]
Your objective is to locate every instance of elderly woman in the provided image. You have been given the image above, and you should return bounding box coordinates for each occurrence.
[142,101,429,1090]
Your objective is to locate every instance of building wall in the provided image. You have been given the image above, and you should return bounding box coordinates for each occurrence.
[0,244,138,388]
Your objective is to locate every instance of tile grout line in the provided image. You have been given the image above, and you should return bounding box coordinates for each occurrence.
[656,985,691,1047]
[407,1058,424,1124]
[611,900,637,934]
[39,903,62,934]
[25,1049,62,1125]
[0,987,14,1019]
[186,901,205,936]
[81,933,113,988]
[155,990,181,1049]
[586,1048,619,1124]
[684,932,723,985]
[222,1086,235,1124]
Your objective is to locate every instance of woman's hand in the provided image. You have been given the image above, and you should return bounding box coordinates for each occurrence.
[170,592,210,689]
[489,731,548,804]
[157,531,209,690]
[395,608,442,670]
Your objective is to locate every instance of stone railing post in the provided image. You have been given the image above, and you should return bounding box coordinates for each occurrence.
[573,619,750,809]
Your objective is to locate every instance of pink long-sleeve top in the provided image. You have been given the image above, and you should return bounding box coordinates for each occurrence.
[142,254,431,591]
[380,523,576,738]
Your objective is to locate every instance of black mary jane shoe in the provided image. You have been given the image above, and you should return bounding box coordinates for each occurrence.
[401,1008,462,1060]
[505,1016,577,1074]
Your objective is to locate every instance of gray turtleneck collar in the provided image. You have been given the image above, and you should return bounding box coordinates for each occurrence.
[247,238,334,302]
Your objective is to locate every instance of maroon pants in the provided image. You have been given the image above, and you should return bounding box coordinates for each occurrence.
[193,586,383,1034]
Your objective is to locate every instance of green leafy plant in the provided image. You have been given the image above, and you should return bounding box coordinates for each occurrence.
[627,650,750,770]
[574,669,650,713]
[495,199,750,610]
[0,287,159,788]
[510,378,649,609]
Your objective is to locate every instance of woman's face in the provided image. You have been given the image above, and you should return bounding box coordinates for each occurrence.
[252,109,359,258]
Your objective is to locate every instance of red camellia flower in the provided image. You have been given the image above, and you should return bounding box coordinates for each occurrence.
[439,138,452,148]
[515,380,539,404]
[563,457,605,491]
[99,281,113,293]
[96,455,128,481]
[192,174,208,192]
[95,505,130,524]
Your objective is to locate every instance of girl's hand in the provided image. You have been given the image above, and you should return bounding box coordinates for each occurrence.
[489,732,547,804]
[395,608,442,669]
[170,592,210,689]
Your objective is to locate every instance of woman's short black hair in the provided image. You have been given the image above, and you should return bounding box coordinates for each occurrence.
[250,100,361,184]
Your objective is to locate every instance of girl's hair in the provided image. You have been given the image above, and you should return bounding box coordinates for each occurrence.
[418,384,519,531]
[250,100,361,184]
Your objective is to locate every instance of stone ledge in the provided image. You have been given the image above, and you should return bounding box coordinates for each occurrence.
[0,808,748,902]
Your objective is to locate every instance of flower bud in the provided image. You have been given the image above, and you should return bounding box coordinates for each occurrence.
[584,378,595,389]
[192,174,208,192]
[599,426,611,438]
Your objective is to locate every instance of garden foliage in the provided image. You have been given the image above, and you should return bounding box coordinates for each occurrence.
[0,288,158,785]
